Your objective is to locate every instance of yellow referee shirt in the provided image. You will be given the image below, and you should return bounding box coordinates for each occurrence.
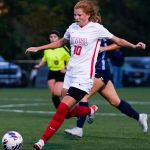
[42,46,70,71]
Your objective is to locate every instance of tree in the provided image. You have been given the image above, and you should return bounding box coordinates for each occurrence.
[0,0,149,60]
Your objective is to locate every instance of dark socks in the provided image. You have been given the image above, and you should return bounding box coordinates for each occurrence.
[77,102,89,128]
[117,100,139,121]
[52,96,61,109]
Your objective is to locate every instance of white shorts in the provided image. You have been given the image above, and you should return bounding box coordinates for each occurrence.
[63,74,93,94]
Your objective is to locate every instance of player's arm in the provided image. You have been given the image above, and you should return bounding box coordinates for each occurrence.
[100,44,121,52]
[110,36,146,50]
[26,38,68,53]
[34,60,46,69]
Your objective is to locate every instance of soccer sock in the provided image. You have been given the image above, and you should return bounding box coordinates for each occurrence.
[41,102,69,143]
[116,99,139,120]
[52,96,61,109]
[66,105,91,118]
[77,102,89,128]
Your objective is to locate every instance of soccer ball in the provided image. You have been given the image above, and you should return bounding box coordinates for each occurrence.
[2,131,23,150]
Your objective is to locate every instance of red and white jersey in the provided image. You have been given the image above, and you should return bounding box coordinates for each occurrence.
[64,22,113,79]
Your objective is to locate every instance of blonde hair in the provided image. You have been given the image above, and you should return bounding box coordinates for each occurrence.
[74,0,102,23]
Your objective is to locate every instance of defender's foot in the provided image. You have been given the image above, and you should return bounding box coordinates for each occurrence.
[87,105,98,124]
[139,113,148,133]
[64,127,83,138]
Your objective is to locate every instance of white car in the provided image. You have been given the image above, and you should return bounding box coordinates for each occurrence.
[0,56,22,86]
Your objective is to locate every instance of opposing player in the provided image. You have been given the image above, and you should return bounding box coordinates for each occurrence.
[64,39,148,138]
[35,30,70,108]
[26,0,146,149]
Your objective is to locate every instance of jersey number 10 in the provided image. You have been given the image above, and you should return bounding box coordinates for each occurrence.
[74,45,82,55]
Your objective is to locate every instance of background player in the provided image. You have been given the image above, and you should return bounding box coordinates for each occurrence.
[64,39,148,138]
[35,30,70,108]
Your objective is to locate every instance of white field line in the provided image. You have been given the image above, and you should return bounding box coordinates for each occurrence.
[0,97,150,105]
[0,100,150,116]
[0,98,46,101]
[0,103,47,108]
[0,101,150,109]
[0,109,54,114]
[0,109,149,116]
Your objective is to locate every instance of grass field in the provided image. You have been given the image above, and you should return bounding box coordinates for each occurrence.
[0,87,150,150]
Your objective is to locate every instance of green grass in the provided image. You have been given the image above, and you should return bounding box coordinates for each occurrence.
[0,87,150,150]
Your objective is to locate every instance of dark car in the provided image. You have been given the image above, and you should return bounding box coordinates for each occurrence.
[122,57,150,86]
[0,56,28,87]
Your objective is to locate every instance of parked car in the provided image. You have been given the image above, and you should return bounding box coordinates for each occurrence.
[0,56,28,87]
[122,57,150,86]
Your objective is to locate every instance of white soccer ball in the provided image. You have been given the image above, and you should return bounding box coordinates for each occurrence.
[2,131,23,150]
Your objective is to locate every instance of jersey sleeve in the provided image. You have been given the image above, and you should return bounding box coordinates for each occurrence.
[41,51,47,62]
[64,23,75,40]
[64,27,70,40]
[98,25,114,39]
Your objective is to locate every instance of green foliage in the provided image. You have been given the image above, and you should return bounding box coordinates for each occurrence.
[0,0,150,60]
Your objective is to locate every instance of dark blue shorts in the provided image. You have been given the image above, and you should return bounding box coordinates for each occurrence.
[95,68,111,85]
[47,70,65,82]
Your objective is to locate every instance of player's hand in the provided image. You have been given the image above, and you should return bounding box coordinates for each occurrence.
[60,68,66,73]
[135,42,146,50]
[25,47,39,54]
[34,65,40,69]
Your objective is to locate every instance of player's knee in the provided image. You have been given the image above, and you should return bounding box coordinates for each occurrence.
[110,100,120,107]
[55,90,62,97]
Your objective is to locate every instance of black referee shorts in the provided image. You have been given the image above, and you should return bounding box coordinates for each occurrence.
[47,70,65,82]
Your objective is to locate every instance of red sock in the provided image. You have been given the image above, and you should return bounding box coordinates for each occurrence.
[41,102,69,143]
[66,105,91,118]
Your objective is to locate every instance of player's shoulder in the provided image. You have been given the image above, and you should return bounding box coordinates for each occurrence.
[89,22,104,29]
[68,23,79,29]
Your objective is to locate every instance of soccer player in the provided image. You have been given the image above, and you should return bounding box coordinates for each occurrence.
[26,0,146,149]
[34,30,70,108]
[64,39,148,138]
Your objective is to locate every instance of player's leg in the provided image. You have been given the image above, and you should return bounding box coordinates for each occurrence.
[33,76,98,149]
[77,78,104,125]
[54,80,64,97]
[61,88,68,97]
[52,81,63,108]
[49,71,65,108]
[33,95,77,150]
[99,80,148,133]
[47,79,60,109]
[65,78,104,137]
[34,88,97,149]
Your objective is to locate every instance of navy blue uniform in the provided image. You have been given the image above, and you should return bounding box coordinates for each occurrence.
[95,39,111,84]
[76,39,140,131]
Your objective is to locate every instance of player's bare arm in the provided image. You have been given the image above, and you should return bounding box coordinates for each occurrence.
[34,61,46,69]
[100,44,121,52]
[25,38,68,53]
[111,36,146,50]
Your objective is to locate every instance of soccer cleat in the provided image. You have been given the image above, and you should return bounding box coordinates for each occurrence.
[139,113,148,133]
[64,127,83,138]
[87,105,98,124]
[33,139,44,150]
